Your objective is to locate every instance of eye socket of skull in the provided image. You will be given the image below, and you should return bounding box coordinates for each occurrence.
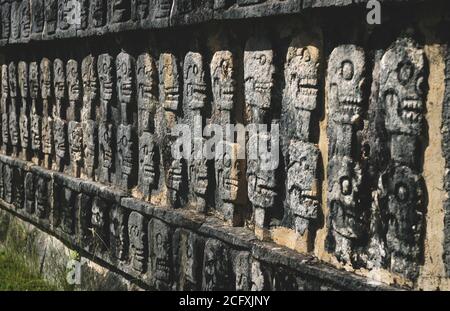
[340,176,352,196]
[302,48,311,62]
[341,60,354,81]
[395,182,409,202]
[397,61,414,85]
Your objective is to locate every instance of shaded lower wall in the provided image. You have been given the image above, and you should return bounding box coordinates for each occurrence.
[0,154,394,291]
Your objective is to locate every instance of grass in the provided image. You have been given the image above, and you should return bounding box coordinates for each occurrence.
[0,247,57,291]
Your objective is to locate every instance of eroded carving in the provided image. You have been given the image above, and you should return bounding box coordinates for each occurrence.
[149,218,172,289]
[128,211,146,272]
[110,205,127,260]
[202,239,230,291]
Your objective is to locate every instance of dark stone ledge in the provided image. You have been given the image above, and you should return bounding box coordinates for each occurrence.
[0,0,432,48]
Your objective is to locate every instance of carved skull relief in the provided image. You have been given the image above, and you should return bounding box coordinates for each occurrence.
[137,53,158,132]
[380,38,426,136]
[287,141,320,230]
[217,143,244,203]
[150,219,172,286]
[139,132,157,193]
[110,205,127,260]
[159,53,180,112]
[184,52,207,110]
[116,52,135,124]
[82,55,98,121]
[128,211,147,272]
[328,45,365,125]
[244,36,275,120]
[98,54,114,120]
[82,120,97,178]
[211,50,235,112]
[35,176,49,219]
[202,239,229,291]
[40,58,52,101]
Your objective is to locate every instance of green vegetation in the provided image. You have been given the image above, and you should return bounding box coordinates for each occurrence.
[0,214,69,291]
[0,247,57,291]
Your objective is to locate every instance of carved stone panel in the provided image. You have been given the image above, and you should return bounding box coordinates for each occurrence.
[91,0,107,27]
[116,52,135,125]
[128,211,147,273]
[82,120,97,179]
[244,35,274,124]
[24,172,35,214]
[10,1,20,40]
[117,124,135,190]
[287,141,320,235]
[44,0,58,35]
[19,0,31,38]
[91,196,108,251]
[18,61,30,155]
[202,239,231,291]
[211,50,235,122]
[98,54,114,122]
[81,55,98,122]
[111,0,131,24]
[29,62,42,156]
[68,121,83,177]
[283,34,320,141]
[159,53,180,113]
[183,52,207,113]
[1,64,9,152]
[110,205,128,260]
[8,62,19,153]
[0,1,11,39]
[136,52,157,135]
[149,218,173,290]
[99,122,114,183]
[31,0,45,34]
[35,175,50,220]
[138,131,158,197]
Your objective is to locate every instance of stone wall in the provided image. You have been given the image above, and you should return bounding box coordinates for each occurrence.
[0,0,448,290]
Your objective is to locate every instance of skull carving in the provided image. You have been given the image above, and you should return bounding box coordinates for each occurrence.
[91,196,108,250]
[1,2,11,39]
[91,0,106,27]
[53,59,66,118]
[82,120,97,178]
[128,211,147,272]
[29,62,40,99]
[35,176,49,219]
[150,219,172,287]
[328,45,366,125]
[155,0,172,18]
[202,239,230,291]
[244,36,275,122]
[211,51,235,111]
[137,53,158,132]
[67,59,81,106]
[139,132,157,194]
[159,53,180,112]
[116,52,135,124]
[82,55,98,120]
[380,38,426,136]
[117,124,134,181]
[18,61,28,98]
[381,165,424,279]
[69,121,83,168]
[54,118,67,161]
[44,0,58,34]
[24,172,35,214]
[19,0,31,38]
[287,141,320,233]
[248,134,277,210]
[285,36,320,113]
[184,52,207,110]
[110,205,127,260]
[217,143,244,203]
[98,54,114,121]
[99,122,113,170]
[40,58,52,100]
[111,0,131,23]
[328,156,364,240]
[8,62,17,98]
[61,187,76,234]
